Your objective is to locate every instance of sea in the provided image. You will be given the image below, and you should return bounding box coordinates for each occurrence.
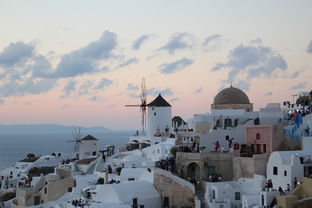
[0,131,133,171]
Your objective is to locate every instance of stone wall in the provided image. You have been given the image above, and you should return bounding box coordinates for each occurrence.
[233,154,269,179]
[211,103,253,112]
[153,168,195,208]
[176,152,234,181]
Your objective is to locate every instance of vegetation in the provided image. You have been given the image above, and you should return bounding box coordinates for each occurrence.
[96,177,104,184]
[116,167,122,175]
[0,192,16,202]
[19,153,39,162]
[170,147,178,158]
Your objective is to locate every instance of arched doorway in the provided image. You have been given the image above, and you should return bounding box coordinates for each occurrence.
[186,162,201,181]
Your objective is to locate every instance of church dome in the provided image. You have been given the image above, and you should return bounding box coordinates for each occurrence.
[213,86,250,105]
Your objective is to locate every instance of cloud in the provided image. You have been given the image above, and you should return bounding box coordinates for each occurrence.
[159,33,195,54]
[0,100,4,105]
[129,87,173,98]
[289,82,307,90]
[0,42,35,67]
[194,88,203,94]
[50,31,117,78]
[212,39,287,85]
[0,76,56,97]
[89,96,106,102]
[170,97,179,102]
[265,92,273,96]
[234,80,251,91]
[289,70,301,79]
[132,35,151,50]
[159,57,193,74]
[61,80,76,98]
[94,78,113,90]
[116,57,138,69]
[107,104,116,108]
[127,83,139,91]
[306,40,312,53]
[203,34,223,50]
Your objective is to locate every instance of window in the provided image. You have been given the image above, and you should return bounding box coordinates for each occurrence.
[261,194,264,205]
[273,166,278,175]
[254,117,260,125]
[68,187,72,192]
[154,112,156,116]
[284,170,287,176]
[92,151,96,156]
[164,196,170,208]
[133,198,138,208]
[234,119,239,127]
[224,118,232,128]
[235,192,240,200]
[128,178,135,181]
[44,187,47,194]
[256,133,261,141]
[207,166,216,175]
[212,190,216,199]
[216,119,221,127]
[263,144,266,153]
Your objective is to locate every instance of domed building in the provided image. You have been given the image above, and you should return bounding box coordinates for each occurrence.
[211,86,253,112]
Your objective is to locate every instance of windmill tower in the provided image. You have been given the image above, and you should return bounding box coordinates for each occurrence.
[146,94,172,138]
[125,78,147,134]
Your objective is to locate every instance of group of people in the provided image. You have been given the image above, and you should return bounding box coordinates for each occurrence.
[266,179,291,195]
[177,145,199,153]
[69,199,85,207]
[208,174,223,182]
[108,179,120,184]
[105,145,115,156]
[155,157,176,172]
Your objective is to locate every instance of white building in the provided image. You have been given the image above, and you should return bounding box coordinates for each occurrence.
[266,151,312,190]
[178,86,284,152]
[119,168,153,183]
[78,135,100,160]
[205,175,266,208]
[147,94,172,138]
[88,181,161,208]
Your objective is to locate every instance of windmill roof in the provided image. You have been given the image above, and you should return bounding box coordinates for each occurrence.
[147,94,171,107]
[81,135,98,141]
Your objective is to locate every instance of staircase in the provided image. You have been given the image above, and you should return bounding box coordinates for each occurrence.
[195,188,207,208]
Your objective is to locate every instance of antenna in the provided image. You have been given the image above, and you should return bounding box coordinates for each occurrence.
[125,78,147,133]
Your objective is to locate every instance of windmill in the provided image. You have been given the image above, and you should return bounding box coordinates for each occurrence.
[125,78,147,133]
[67,127,83,156]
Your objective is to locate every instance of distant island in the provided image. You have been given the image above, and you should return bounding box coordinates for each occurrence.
[0,124,111,134]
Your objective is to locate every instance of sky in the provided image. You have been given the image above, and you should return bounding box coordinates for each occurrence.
[0,0,311,130]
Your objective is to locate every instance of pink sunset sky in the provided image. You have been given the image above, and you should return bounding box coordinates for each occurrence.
[0,0,311,130]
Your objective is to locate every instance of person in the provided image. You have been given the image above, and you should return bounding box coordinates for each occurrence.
[108,165,112,174]
[214,140,220,152]
[278,186,285,195]
[226,137,234,149]
[294,177,298,188]
[266,179,273,188]
[208,174,213,182]
[286,184,290,191]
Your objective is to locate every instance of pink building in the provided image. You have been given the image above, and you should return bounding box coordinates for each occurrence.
[245,125,285,154]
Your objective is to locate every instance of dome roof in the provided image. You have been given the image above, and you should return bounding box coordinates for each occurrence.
[213,86,250,105]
